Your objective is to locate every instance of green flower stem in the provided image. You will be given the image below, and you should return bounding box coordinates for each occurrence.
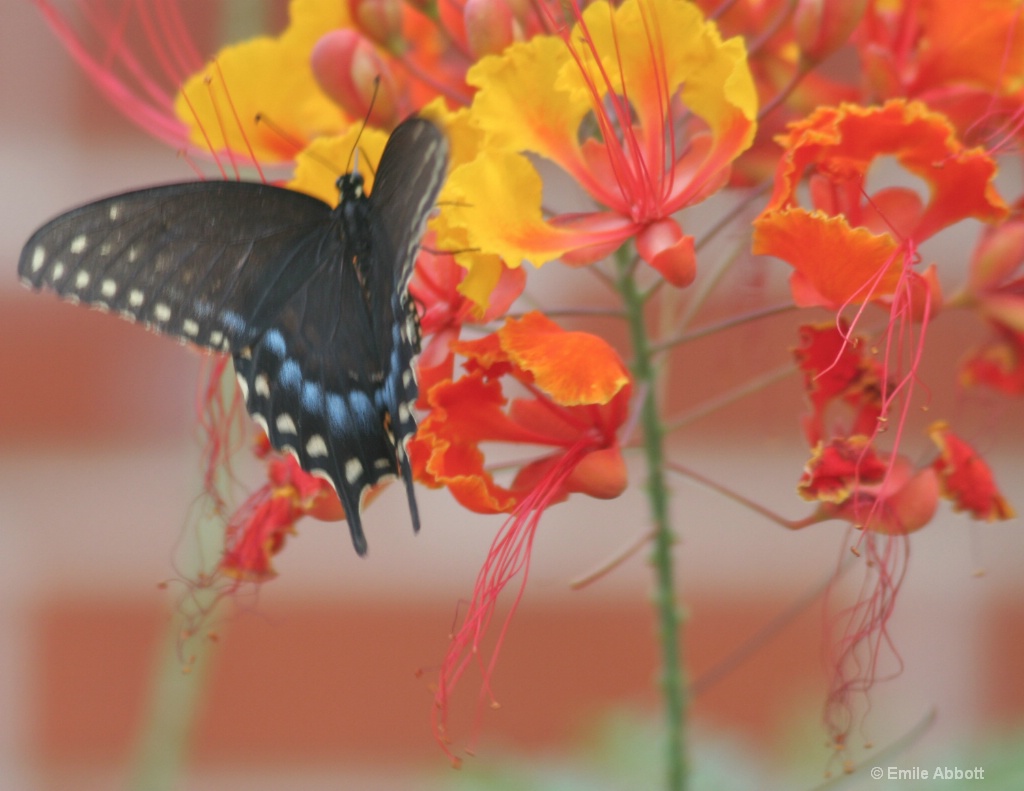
[616,246,688,791]
[129,586,221,791]
[130,364,240,791]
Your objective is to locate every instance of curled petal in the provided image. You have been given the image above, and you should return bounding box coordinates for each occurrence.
[310,30,401,128]
[765,100,1007,239]
[409,372,527,513]
[636,219,696,287]
[753,208,902,308]
[498,313,630,406]
[929,421,1016,521]
[798,436,887,504]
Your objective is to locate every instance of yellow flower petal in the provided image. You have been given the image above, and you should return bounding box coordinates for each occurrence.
[439,151,587,267]
[288,127,390,205]
[578,0,757,138]
[175,0,349,163]
[466,35,587,174]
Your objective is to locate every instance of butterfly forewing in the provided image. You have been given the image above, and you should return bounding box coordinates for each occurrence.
[18,116,449,556]
[18,181,335,351]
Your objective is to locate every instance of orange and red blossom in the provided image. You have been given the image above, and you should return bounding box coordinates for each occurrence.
[410,311,631,511]
[753,100,1007,310]
[438,0,757,287]
[220,437,346,582]
[855,0,1024,143]
[798,436,940,535]
[410,312,630,760]
[953,220,1024,394]
[410,244,526,402]
[794,322,884,447]
[929,421,1015,522]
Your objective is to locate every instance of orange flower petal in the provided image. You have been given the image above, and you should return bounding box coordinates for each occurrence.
[765,100,1007,239]
[753,208,902,308]
[636,219,696,287]
[498,312,630,406]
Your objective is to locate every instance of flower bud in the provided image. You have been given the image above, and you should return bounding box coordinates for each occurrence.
[794,0,868,65]
[348,0,405,52]
[636,218,696,287]
[567,446,628,500]
[310,30,400,127]
[464,0,518,59]
[967,220,1024,295]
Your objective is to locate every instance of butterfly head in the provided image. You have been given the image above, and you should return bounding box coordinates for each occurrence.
[336,172,365,204]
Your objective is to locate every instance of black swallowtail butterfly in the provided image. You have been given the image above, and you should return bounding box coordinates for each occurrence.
[18,116,449,556]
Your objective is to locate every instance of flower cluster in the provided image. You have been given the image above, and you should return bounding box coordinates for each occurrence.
[42,0,1021,778]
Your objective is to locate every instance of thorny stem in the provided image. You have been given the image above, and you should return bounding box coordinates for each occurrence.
[615,244,688,791]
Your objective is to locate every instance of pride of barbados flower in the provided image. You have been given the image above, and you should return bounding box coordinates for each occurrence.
[439,0,758,286]
[753,100,1007,312]
[409,312,631,759]
[32,0,1024,783]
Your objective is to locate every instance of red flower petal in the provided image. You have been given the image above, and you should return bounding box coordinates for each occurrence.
[929,421,1016,521]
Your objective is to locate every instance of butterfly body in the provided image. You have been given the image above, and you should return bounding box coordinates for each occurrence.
[18,117,448,555]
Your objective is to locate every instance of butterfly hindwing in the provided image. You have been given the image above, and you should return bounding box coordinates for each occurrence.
[232,243,400,556]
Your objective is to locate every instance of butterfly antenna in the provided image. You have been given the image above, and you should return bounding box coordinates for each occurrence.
[345,75,382,175]
[255,113,341,176]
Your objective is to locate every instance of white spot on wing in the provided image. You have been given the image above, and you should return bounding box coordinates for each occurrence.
[51,262,65,281]
[345,457,364,484]
[100,279,117,298]
[306,434,329,458]
[153,303,171,322]
[31,246,45,273]
[252,412,269,438]
[108,204,121,220]
[255,374,271,398]
[236,374,250,402]
[128,289,144,308]
[209,330,224,347]
[182,319,200,337]
[70,235,88,254]
[74,270,90,289]
[275,413,297,435]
